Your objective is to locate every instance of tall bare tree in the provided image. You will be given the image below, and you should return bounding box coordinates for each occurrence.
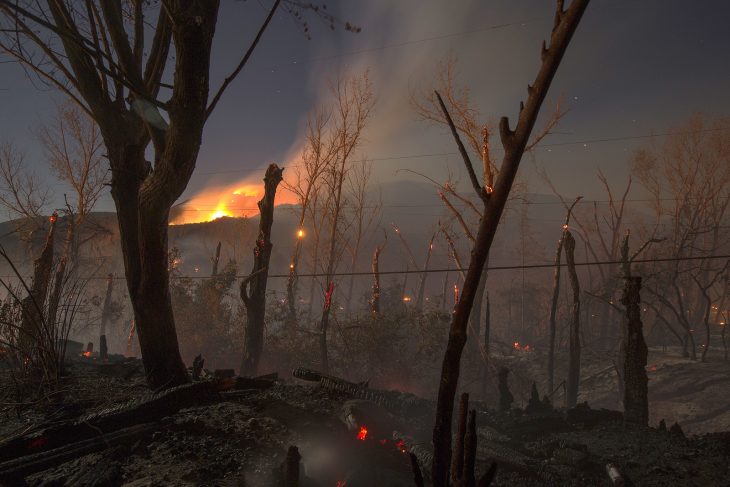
[428,2,590,484]
[316,71,374,373]
[564,229,581,408]
[547,196,581,393]
[0,0,351,388]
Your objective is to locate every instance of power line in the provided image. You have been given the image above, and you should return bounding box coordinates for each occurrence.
[266,254,729,279]
[3,253,726,281]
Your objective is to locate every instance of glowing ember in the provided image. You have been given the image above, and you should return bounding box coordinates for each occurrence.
[402,296,411,302]
[49,212,58,224]
[395,439,407,453]
[297,228,305,238]
[80,351,92,358]
[513,342,533,352]
[357,426,368,441]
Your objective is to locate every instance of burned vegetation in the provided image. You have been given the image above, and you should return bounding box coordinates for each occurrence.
[1,0,729,486]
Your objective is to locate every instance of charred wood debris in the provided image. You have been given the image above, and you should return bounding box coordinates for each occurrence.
[1,357,728,486]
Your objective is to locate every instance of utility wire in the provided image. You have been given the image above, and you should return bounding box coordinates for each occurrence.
[2,254,726,281]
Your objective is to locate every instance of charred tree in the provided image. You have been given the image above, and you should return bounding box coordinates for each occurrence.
[481,292,491,397]
[18,213,57,359]
[620,233,649,425]
[547,196,581,393]
[99,273,114,360]
[415,232,436,312]
[564,230,581,408]
[241,164,284,376]
[429,2,590,485]
[369,240,385,316]
[211,241,222,277]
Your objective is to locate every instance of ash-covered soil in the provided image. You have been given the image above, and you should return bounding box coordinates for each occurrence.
[1,357,729,487]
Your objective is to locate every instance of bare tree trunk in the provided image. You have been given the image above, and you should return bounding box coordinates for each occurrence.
[430,2,589,483]
[547,237,563,394]
[240,164,283,376]
[548,197,581,393]
[19,214,57,359]
[319,282,334,373]
[99,273,114,360]
[469,269,486,346]
[441,270,450,312]
[416,233,436,312]
[481,292,491,397]
[564,230,581,408]
[621,275,648,425]
[369,243,383,316]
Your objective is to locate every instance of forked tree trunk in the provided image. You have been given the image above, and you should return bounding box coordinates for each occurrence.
[241,164,284,376]
[564,230,581,408]
[430,2,589,483]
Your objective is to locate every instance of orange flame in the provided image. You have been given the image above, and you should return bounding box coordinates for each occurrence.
[357,426,368,441]
[169,180,298,225]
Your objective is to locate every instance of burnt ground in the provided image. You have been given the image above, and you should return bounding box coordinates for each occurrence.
[1,354,729,487]
[497,346,730,435]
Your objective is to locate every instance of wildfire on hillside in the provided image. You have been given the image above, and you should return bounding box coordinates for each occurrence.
[169,179,298,225]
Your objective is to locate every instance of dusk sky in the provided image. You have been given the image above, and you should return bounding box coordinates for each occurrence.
[1,0,729,221]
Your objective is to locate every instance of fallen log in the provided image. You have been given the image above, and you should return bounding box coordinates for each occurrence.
[0,423,157,482]
[0,381,219,463]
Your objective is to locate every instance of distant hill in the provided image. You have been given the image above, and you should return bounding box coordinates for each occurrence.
[0,184,575,296]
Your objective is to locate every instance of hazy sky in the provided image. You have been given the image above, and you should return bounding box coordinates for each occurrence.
[1,0,729,220]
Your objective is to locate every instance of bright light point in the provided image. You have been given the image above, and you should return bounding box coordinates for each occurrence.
[289,263,295,269]
[403,296,411,302]
[297,229,304,238]
[562,224,569,230]
[486,185,494,194]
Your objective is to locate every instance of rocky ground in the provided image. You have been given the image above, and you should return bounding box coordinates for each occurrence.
[0,352,728,487]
